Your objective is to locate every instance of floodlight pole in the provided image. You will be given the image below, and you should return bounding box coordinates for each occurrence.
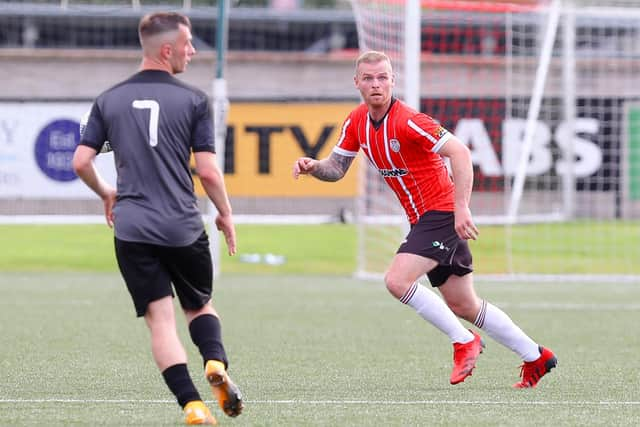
[211,0,230,278]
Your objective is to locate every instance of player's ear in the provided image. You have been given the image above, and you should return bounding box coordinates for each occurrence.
[160,43,173,59]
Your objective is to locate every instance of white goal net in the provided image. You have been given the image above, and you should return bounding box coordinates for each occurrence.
[349,0,640,280]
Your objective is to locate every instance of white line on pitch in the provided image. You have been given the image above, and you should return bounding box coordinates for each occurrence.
[1,399,639,406]
[496,302,640,311]
[2,302,639,311]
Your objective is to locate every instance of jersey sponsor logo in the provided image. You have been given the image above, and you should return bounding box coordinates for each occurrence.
[379,168,408,177]
[389,138,401,152]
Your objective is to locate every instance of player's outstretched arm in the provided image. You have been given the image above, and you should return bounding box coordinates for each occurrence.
[292,152,354,182]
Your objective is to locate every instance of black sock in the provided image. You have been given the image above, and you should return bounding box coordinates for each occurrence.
[161,364,201,408]
[189,314,228,368]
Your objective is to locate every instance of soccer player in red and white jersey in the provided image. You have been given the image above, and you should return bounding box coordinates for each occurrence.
[293,50,557,388]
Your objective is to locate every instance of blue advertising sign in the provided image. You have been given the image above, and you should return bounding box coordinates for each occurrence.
[33,119,80,182]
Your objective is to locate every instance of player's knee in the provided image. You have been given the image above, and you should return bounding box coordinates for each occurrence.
[446,300,465,318]
[384,271,411,299]
[446,299,478,321]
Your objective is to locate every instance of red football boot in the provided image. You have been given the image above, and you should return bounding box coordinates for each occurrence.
[450,330,485,385]
[513,346,557,388]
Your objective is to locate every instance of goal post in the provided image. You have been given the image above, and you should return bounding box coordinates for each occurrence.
[349,0,555,279]
[348,0,640,279]
[507,0,561,222]
[405,0,422,110]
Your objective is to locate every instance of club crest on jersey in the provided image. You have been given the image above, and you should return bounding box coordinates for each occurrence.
[389,138,401,152]
[435,126,447,138]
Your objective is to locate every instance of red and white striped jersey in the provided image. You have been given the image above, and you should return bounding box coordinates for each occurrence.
[333,98,455,224]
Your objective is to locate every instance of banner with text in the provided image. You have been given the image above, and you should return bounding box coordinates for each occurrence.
[0,102,359,199]
[223,102,359,197]
[0,102,116,198]
[1,100,622,200]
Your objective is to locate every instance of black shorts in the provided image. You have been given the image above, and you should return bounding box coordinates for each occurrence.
[114,232,213,317]
[397,211,473,287]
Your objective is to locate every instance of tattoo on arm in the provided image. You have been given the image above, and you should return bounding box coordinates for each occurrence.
[311,152,354,182]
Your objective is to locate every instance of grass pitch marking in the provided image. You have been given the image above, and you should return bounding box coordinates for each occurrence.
[1,399,639,407]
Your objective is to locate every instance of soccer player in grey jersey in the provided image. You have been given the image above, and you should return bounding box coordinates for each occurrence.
[73,12,242,425]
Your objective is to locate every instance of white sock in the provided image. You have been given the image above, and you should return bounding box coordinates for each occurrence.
[474,300,541,362]
[401,282,474,344]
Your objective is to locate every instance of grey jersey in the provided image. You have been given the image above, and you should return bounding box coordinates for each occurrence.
[80,70,215,246]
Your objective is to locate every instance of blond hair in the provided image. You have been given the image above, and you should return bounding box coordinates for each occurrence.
[355,50,393,74]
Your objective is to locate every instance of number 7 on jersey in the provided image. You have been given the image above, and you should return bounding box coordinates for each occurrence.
[132,100,159,147]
